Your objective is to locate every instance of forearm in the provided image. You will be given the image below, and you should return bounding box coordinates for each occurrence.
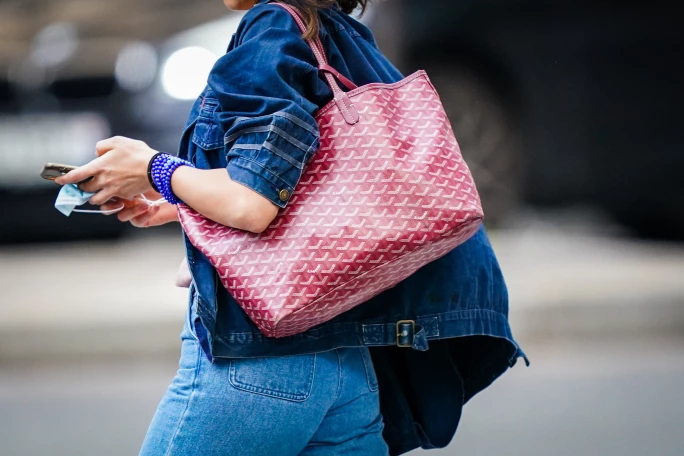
[170,167,278,233]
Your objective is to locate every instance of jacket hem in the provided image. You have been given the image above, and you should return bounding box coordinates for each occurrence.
[203,307,525,361]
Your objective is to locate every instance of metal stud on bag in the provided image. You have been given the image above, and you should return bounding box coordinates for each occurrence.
[178,3,484,338]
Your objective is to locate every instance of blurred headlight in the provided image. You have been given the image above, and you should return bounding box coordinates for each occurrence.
[31,23,78,69]
[115,42,158,92]
[161,46,218,101]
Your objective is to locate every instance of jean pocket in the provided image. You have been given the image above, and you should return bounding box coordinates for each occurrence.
[229,354,316,402]
[359,348,379,392]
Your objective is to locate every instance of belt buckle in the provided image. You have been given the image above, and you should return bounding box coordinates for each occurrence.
[396,320,415,348]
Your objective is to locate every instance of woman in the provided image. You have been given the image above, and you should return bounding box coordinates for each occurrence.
[57,0,526,454]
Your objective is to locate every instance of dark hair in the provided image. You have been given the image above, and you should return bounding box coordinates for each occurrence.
[276,0,368,40]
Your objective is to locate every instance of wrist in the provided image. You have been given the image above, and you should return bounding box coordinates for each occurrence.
[147,152,163,192]
[149,153,195,205]
[169,164,192,198]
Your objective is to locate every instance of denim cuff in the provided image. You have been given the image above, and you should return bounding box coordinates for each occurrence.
[227,157,295,208]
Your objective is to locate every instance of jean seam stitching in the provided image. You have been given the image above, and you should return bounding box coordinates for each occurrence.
[187,292,200,342]
[359,348,379,392]
[309,353,317,398]
[331,349,342,406]
[163,340,202,456]
[226,382,308,401]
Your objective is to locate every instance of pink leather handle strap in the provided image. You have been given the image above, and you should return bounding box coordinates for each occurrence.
[274,2,360,124]
[318,63,357,92]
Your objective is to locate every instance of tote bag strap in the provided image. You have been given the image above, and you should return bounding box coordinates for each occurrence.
[274,2,360,124]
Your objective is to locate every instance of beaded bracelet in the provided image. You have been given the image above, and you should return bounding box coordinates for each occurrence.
[149,153,195,205]
[146,152,162,192]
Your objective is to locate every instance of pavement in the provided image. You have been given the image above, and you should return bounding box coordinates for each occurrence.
[1,216,684,360]
[2,336,683,456]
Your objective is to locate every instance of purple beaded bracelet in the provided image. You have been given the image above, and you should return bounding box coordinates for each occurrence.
[149,153,195,205]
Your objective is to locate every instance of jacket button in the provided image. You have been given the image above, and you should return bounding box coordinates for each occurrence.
[279,189,290,201]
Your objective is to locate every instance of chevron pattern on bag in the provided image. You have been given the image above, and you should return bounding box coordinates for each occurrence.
[178,69,484,338]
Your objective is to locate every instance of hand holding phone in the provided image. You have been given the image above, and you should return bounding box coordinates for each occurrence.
[40,163,79,181]
[41,163,94,185]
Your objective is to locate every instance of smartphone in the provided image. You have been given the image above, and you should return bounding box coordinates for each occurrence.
[40,163,78,181]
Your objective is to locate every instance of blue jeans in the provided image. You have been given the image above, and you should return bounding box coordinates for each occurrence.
[139,297,389,456]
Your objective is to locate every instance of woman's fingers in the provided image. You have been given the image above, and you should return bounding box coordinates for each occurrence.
[100,198,123,215]
[78,173,106,194]
[102,199,174,227]
[130,205,161,228]
[54,156,105,186]
[89,190,115,206]
[117,201,151,222]
[142,188,163,201]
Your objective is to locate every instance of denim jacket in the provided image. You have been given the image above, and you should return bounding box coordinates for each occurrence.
[178,1,526,453]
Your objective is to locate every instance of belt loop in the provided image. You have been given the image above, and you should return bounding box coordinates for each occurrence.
[396,320,415,348]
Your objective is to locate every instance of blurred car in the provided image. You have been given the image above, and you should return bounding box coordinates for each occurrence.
[7,1,679,242]
[0,23,125,243]
[368,0,684,239]
[0,13,243,243]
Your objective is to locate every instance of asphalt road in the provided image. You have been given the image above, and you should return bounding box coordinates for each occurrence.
[1,337,683,456]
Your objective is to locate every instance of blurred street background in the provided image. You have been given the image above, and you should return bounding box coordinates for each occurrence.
[1,1,683,455]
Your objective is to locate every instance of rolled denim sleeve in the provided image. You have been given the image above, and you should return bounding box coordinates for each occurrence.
[207,4,321,208]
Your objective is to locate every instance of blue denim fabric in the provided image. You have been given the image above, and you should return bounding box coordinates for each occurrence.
[140,292,388,456]
[175,2,527,453]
